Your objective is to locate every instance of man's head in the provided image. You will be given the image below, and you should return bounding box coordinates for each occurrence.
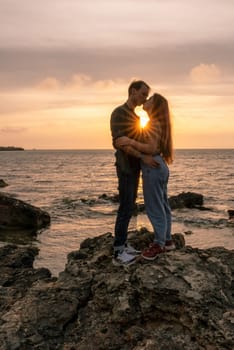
[128,80,150,107]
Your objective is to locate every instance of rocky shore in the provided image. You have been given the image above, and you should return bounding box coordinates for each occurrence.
[0,228,233,350]
[0,192,233,349]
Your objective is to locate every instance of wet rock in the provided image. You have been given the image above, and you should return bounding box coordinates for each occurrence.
[0,229,233,349]
[169,191,204,209]
[0,180,8,188]
[98,193,119,203]
[100,192,210,212]
[0,193,50,230]
[227,210,234,220]
[184,230,193,235]
[133,192,208,214]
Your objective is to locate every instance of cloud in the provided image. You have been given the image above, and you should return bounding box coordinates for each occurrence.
[0,39,233,93]
[190,63,222,83]
[36,77,61,91]
[0,126,27,133]
[0,75,129,117]
[1,0,233,50]
[35,74,127,95]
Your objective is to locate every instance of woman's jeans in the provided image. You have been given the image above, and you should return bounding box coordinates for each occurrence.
[141,155,172,247]
[114,165,140,252]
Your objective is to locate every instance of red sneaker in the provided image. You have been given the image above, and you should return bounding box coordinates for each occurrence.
[165,240,176,251]
[142,243,165,261]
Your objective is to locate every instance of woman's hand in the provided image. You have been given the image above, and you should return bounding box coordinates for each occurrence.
[115,136,133,148]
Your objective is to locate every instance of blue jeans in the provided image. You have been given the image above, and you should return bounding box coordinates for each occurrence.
[141,155,172,247]
[114,165,140,251]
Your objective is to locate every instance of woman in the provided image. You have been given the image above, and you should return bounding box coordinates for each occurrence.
[115,93,175,260]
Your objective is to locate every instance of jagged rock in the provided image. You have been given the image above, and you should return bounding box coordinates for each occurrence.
[0,245,52,313]
[0,229,233,349]
[0,180,8,188]
[0,193,50,230]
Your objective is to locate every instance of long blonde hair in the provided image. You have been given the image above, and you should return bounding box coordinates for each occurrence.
[149,93,173,164]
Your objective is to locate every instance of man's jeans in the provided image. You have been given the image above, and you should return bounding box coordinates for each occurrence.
[141,155,172,247]
[114,166,140,252]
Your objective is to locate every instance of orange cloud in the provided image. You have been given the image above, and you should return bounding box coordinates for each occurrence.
[190,63,221,83]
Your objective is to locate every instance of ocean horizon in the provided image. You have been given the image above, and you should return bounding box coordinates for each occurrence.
[1,147,233,151]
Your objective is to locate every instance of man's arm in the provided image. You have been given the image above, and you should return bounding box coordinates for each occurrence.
[115,136,158,155]
[115,121,161,154]
[120,145,159,167]
[110,107,129,147]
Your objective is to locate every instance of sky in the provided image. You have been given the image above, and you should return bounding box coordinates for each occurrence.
[0,0,234,149]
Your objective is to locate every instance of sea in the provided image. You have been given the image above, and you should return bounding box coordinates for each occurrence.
[0,149,233,276]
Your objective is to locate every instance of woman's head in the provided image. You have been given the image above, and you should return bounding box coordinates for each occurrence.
[143,93,169,120]
[143,93,173,164]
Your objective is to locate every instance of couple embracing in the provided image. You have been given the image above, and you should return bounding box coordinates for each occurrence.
[110,80,175,265]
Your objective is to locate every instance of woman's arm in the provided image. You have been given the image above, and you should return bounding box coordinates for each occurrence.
[118,144,159,167]
[115,135,158,155]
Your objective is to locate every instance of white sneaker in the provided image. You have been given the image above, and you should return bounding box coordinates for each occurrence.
[112,250,136,266]
[124,243,141,255]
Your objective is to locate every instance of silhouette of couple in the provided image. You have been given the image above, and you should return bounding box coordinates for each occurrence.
[110,80,175,265]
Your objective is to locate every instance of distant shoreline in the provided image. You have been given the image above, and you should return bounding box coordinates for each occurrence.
[0,146,24,151]
[5,148,233,151]
[1,147,233,152]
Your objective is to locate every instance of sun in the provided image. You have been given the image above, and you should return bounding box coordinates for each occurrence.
[136,109,149,128]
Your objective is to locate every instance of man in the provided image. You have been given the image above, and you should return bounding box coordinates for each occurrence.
[110,80,157,265]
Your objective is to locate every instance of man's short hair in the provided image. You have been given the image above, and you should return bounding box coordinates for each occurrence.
[128,80,150,96]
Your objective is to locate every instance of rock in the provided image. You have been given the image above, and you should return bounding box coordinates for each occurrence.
[78,192,211,214]
[169,191,204,209]
[0,193,50,230]
[98,193,119,203]
[227,210,234,220]
[0,244,52,310]
[100,192,210,212]
[0,179,8,188]
[184,230,193,235]
[135,191,208,213]
[0,229,233,349]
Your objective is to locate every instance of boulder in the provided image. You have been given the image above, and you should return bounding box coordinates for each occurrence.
[0,193,50,230]
[0,229,233,350]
